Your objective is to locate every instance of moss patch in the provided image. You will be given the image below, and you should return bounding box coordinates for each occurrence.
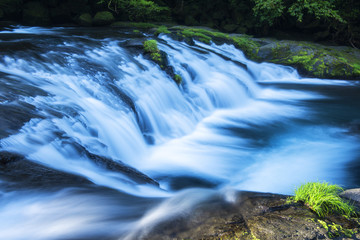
[143,39,162,64]
[317,219,359,238]
[155,25,171,36]
[173,74,182,84]
[232,35,260,59]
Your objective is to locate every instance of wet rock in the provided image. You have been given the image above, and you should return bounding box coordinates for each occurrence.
[85,151,159,186]
[341,189,360,204]
[93,11,115,26]
[0,102,42,139]
[70,143,159,186]
[143,191,359,239]
[123,39,145,50]
[0,151,92,190]
[23,1,51,26]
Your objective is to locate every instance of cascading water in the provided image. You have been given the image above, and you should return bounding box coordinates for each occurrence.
[0,26,360,239]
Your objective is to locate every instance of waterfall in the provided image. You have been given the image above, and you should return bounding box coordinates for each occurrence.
[0,26,359,239]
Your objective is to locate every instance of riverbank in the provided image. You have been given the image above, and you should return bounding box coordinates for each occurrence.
[137,190,360,239]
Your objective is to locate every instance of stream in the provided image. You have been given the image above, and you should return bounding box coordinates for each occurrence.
[0,26,360,239]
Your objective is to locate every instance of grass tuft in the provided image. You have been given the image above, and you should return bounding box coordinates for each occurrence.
[288,182,356,218]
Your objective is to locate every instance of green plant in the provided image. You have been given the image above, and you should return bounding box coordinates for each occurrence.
[174,74,182,84]
[143,39,158,53]
[98,0,170,21]
[252,0,344,26]
[155,25,171,36]
[181,29,212,44]
[288,182,356,218]
[143,39,162,63]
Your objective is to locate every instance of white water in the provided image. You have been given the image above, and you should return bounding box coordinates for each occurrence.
[0,27,359,239]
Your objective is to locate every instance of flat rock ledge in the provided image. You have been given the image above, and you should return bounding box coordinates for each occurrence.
[138,191,360,240]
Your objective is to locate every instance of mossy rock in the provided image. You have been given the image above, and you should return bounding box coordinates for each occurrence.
[166,26,360,80]
[78,13,92,26]
[23,1,51,26]
[256,40,360,79]
[93,11,114,26]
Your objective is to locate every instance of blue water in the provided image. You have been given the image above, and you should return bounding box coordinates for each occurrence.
[0,26,359,239]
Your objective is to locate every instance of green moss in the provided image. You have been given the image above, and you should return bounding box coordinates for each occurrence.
[133,29,140,33]
[143,39,162,64]
[180,29,212,44]
[173,74,182,84]
[317,220,358,239]
[317,219,329,231]
[155,25,171,36]
[232,36,260,59]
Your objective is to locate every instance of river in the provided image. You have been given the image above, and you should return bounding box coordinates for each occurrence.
[0,26,359,239]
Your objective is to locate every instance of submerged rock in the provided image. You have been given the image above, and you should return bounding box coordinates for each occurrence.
[0,151,92,190]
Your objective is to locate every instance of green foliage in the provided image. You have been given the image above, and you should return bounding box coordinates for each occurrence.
[252,0,285,25]
[232,35,260,59]
[98,0,170,21]
[143,39,158,53]
[143,39,162,63]
[287,0,344,23]
[288,182,356,218]
[252,0,344,26]
[155,25,171,35]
